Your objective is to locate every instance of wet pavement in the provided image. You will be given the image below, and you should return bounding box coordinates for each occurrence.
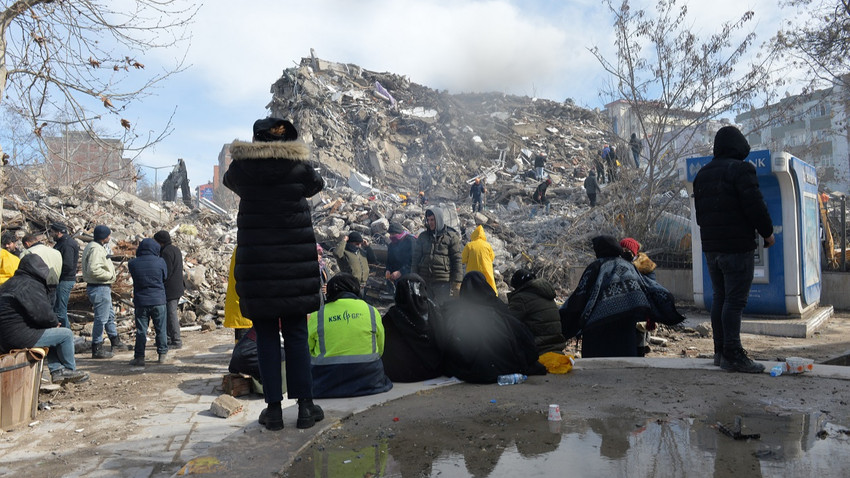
[3,322,850,477]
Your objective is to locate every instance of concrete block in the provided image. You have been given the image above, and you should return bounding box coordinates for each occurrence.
[209,395,243,418]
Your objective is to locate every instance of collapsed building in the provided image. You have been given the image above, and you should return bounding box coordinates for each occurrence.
[0,53,697,345]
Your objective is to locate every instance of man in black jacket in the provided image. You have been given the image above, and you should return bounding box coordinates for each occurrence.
[50,222,79,328]
[0,254,89,384]
[693,125,774,373]
[154,230,185,349]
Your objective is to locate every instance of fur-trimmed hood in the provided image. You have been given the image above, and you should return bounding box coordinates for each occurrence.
[229,140,311,161]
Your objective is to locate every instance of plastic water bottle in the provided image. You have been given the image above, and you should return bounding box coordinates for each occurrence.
[770,364,784,377]
[497,374,527,385]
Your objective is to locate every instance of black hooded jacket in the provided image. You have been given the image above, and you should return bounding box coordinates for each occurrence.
[411,207,463,284]
[53,234,80,282]
[381,274,443,382]
[0,254,57,353]
[435,271,544,383]
[154,231,185,301]
[223,119,325,320]
[693,126,773,253]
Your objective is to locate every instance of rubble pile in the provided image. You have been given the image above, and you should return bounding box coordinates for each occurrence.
[269,54,660,293]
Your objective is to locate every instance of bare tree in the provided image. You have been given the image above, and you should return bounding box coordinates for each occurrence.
[589,0,781,254]
[0,0,198,190]
[774,0,850,90]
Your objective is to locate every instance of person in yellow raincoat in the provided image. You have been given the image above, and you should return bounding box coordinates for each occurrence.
[224,246,252,343]
[461,225,496,294]
[0,247,20,285]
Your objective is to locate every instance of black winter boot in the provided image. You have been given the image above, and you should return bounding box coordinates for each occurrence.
[296,398,324,429]
[109,335,132,352]
[720,348,765,373]
[92,342,114,359]
[258,402,283,431]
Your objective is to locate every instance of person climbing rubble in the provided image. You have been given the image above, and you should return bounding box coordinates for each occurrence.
[531,178,552,216]
[469,178,486,213]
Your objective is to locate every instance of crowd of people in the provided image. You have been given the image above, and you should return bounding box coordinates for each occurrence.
[0,223,187,384]
[0,118,771,435]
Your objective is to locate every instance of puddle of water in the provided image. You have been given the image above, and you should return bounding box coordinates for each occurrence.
[286,406,850,478]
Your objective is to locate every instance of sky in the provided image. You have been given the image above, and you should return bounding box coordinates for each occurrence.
[98,0,792,192]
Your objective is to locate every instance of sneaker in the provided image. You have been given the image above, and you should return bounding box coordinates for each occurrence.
[129,357,145,367]
[157,353,172,364]
[51,369,90,385]
[259,407,283,431]
[720,348,765,373]
[296,399,325,429]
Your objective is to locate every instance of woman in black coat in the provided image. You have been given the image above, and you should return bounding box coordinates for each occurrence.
[381,274,443,382]
[223,117,325,431]
[435,271,545,383]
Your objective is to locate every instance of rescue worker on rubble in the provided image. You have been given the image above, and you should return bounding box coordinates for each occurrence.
[531,178,552,216]
[411,207,463,306]
[584,171,600,207]
[334,232,370,295]
[223,117,324,431]
[469,178,486,213]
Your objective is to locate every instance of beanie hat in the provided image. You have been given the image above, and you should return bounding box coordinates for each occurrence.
[347,231,363,243]
[620,238,640,257]
[546,178,552,185]
[50,222,68,234]
[153,230,171,245]
[388,222,404,234]
[510,269,537,289]
[93,225,111,242]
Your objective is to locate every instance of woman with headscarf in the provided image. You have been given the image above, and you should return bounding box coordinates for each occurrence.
[308,273,393,398]
[560,235,651,358]
[223,117,324,431]
[435,271,545,383]
[381,274,444,382]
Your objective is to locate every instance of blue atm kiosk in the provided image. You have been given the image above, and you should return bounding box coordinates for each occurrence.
[683,150,821,316]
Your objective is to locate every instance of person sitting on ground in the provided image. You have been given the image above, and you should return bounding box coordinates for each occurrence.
[435,271,545,383]
[560,235,651,358]
[127,238,169,366]
[620,237,656,281]
[461,225,497,295]
[334,232,370,293]
[507,269,566,355]
[308,273,392,398]
[380,274,444,383]
[0,254,89,384]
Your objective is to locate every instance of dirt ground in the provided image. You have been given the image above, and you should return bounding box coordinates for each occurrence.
[2,308,850,476]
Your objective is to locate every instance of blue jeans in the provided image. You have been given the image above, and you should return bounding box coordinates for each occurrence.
[53,280,74,328]
[33,327,77,373]
[704,251,754,351]
[134,304,168,357]
[87,285,117,345]
[632,150,640,168]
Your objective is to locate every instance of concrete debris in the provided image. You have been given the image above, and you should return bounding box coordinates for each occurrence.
[209,394,243,418]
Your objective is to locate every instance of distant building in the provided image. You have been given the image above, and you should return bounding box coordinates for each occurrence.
[604,100,729,161]
[42,131,135,193]
[213,143,236,208]
[735,79,850,193]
